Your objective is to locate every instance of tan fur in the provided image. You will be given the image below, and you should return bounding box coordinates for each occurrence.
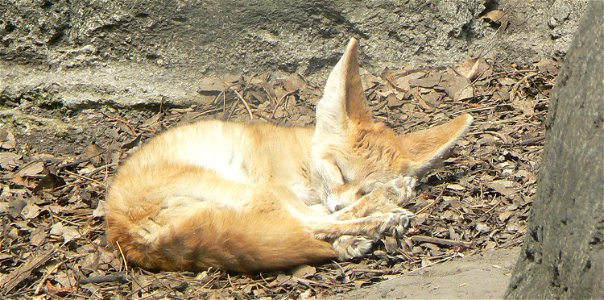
[106,38,473,272]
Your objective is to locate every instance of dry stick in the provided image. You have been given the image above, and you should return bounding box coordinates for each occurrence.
[271,90,297,118]
[59,150,108,169]
[408,253,463,274]
[115,241,129,273]
[410,235,473,248]
[34,261,63,295]
[509,72,538,102]
[79,274,130,284]
[332,261,349,284]
[416,189,445,215]
[1,249,54,295]
[349,268,394,274]
[62,169,104,186]
[470,130,509,144]
[101,112,138,135]
[230,89,254,120]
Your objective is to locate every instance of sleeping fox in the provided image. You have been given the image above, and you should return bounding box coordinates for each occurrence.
[105,38,472,273]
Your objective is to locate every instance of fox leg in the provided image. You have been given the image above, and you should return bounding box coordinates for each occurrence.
[303,211,412,260]
[306,210,413,241]
[332,186,415,220]
[320,187,415,260]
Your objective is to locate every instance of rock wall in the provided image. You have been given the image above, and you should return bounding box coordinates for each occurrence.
[505,1,603,298]
[1,0,586,74]
[0,0,587,108]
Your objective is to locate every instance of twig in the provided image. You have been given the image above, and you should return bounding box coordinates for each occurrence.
[79,274,130,284]
[332,261,349,284]
[62,169,104,186]
[115,241,129,272]
[416,189,445,215]
[230,89,254,120]
[271,90,297,118]
[510,73,538,102]
[34,261,63,295]
[408,253,463,274]
[1,249,54,295]
[410,235,473,248]
[349,268,397,274]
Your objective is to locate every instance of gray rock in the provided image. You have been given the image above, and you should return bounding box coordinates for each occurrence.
[506,1,604,298]
[0,0,588,108]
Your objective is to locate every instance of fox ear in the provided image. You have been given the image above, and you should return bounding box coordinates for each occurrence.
[401,114,473,175]
[314,38,372,141]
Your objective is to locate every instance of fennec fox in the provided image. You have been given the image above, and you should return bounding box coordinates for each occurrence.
[106,38,472,272]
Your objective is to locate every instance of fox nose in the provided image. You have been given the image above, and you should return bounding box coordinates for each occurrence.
[333,204,345,212]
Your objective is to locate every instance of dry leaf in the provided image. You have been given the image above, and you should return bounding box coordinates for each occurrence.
[81,143,105,165]
[0,152,21,170]
[442,73,474,101]
[513,99,535,116]
[487,180,516,197]
[499,210,514,222]
[0,130,16,149]
[455,58,490,81]
[481,10,505,23]
[93,200,107,217]
[15,161,46,178]
[32,173,66,193]
[476,222,491,233]
[21,203,41,219]
[291,265,316,278]
[29,227,47,247]
[447,184,466,191]
[393,71,426,91]
[50,222,81,243]
[409,74,442,88]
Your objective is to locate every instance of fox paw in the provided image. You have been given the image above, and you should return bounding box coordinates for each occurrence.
[333,235,374,260]
[378,209,415,238]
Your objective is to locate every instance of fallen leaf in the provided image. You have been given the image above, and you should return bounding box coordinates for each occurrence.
[21,202,41,219]
[15,161,46,177]
[92,200,106,217]
[0,130,16,149]
[498,77,516,86]
[269,274,292,287]
[32,173,66,193]
[7,199,27,218]
[29,226,47,247]
[499,210,514,222]
[0,152,21,170]
[80,143,105,165]
[447,184,466,191]
[481,10,505,23]
[442,73,474,101]
[291,265,316,278]
[513,99,535,116]
[384,236,400,254]
[476,222,491,233]
[409,74,442,88]
[50,223,81,243]
[454,58,490,81]
[487,180,516,197]
[393,71,426,91]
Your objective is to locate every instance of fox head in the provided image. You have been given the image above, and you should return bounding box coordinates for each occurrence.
[311,38,473,213]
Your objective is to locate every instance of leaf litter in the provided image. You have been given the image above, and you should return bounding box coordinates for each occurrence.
[0,57,559,299]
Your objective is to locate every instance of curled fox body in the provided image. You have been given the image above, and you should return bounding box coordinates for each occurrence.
[106,38,472,272]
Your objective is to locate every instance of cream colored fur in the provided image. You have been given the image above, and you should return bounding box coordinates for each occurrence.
[105,38,473,272]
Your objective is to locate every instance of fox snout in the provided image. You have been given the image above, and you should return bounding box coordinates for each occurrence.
[327,191,357,213]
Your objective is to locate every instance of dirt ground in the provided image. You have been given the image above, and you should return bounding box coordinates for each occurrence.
[333,247,520,299]
[0,54,558,298]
